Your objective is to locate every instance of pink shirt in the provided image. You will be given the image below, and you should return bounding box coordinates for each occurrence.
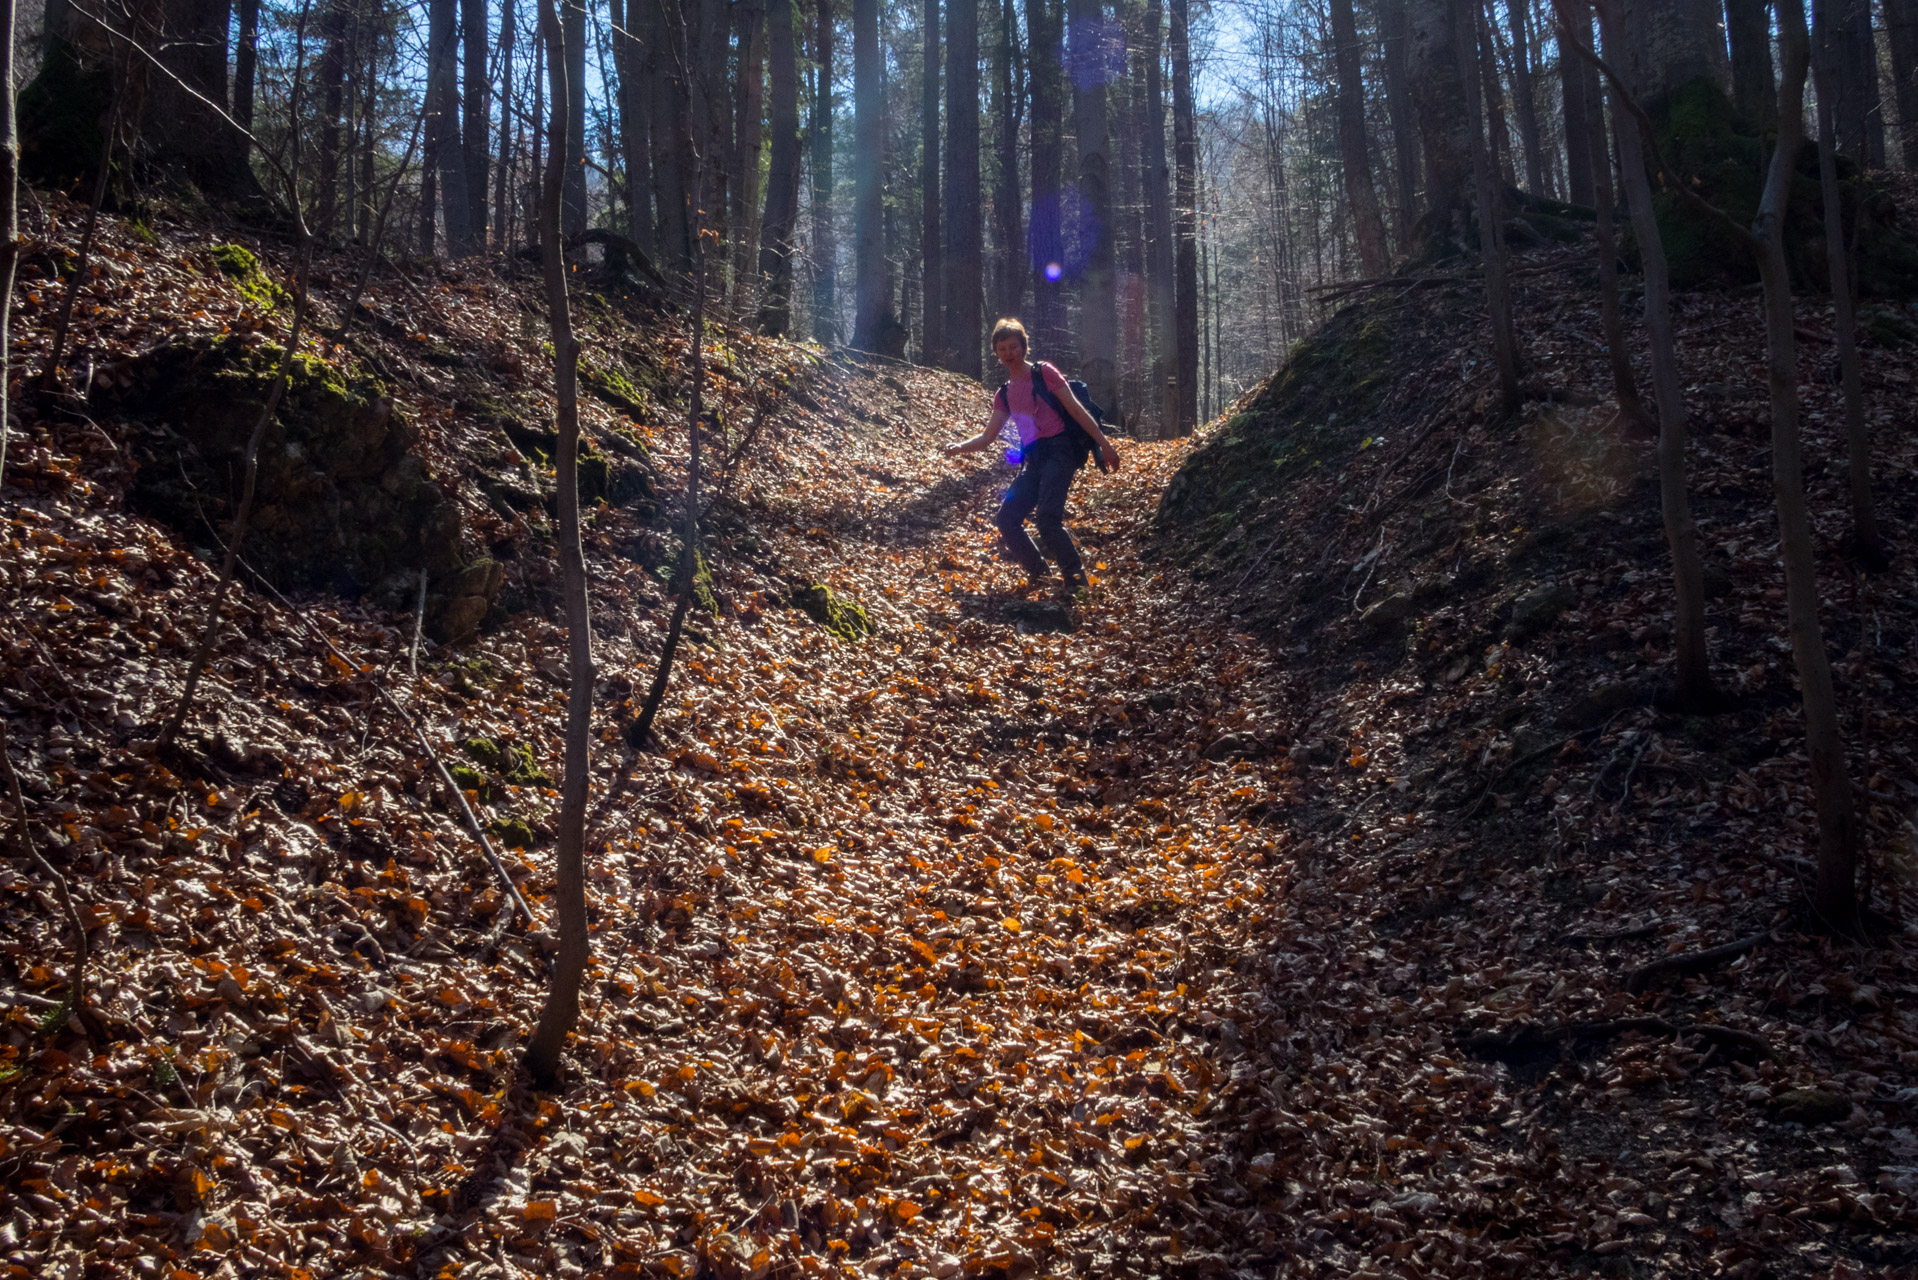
[999,362,1073,446]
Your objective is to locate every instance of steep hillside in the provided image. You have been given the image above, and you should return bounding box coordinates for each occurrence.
[3,188,1917,1280]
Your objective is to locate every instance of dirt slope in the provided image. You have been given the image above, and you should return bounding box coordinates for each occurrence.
[0,193,1915,1280]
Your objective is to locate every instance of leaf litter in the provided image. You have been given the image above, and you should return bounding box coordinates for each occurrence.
[0,195,1913,1280]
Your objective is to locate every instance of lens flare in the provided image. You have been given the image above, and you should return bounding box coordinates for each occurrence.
[1044,262,1063,282]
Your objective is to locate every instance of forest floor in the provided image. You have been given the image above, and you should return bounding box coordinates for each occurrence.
[0,193,1915,1280]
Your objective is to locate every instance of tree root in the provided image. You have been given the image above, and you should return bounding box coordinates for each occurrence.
[1625,929,1770,994]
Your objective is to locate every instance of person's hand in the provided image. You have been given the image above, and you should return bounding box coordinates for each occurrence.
[943,440,969,458]
[1098,441,1120,471]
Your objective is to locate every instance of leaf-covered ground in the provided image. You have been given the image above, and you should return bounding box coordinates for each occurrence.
[0,197,1915,1280]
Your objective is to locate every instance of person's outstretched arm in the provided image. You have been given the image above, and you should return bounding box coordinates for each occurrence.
[945,402,1010,457]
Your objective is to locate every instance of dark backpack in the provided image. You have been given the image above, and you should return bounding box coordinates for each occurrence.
[995,364,1112,473]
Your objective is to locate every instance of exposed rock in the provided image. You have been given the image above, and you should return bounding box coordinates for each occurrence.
[1765,1088,1852,1126]
[1001,599,1076,635]
[1203,733,1258,762]
[792,583,875,641]
[1507,581,1574,641]
[1356,591,1415,637]
[1555,678,1649,729]
[107,334,501,640]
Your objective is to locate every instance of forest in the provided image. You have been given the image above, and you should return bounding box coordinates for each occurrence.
[2,0,1918,1277]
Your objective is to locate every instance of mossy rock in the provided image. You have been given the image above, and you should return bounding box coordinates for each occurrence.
[209,244,289,309]
[792,583,873,642]
[489,817,538,850]
[1648,77,1918,296]
[1765,1088,1851,1126]
[448,763,489,799]
[460,738,504,771]
[107,334,497,640]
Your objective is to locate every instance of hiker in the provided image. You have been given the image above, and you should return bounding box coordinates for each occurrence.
[943,318,1121,594]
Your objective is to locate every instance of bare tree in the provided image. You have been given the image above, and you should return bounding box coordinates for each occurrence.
[462,0,493,244]
[525,0,598,1090]
[1029,0,1068,355]
[993,0,1024,324]
[427,0,477,254]
[1379,0,1421,243]
[729,0,767,311]
[758,0,803,335]
[1553,0,1645,434]
[1505,0,1545,194]
[1726,0,1776,131]
[561,0,589,240]
[810,0,839,342]
[1457,0,1518,407]
[1586,0,1718,709]
[947,0,985,377]
[1170,0,1198,432]
[1329,0,1389,275]
[922,0,942,363]
[1887,0,1918,169]
[316,0,349,238]
[1407,0,1473,241]
[0,0,15,492]
[1590,0,1863,933]
[1813,0,1885,567]
[851,0,894,349]
[1141,0,1175,434]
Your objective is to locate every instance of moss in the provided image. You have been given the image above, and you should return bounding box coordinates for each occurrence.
[577,437,611,503]
[502,742,550,786]
[1156,304,1398,546]
[209,244,290,309]
[461,737,504,771]
[792,583,874,642]
[489,817,538,850]
[448,763,488,798]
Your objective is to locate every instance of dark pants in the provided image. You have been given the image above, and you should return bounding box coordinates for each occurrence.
[995,435,1084,578]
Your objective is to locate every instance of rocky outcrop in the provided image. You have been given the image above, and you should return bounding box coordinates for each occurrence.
[101,334,500,640]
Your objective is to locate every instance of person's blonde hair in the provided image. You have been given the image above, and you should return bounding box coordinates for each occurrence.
[990,317,1030,353]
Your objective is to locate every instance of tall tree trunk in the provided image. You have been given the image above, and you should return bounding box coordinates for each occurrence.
[653,0,693,274]
[462,0,491,245]
[1028,0,1068,356]
[993,0,1024,323]
[607,0,650,252]
[428,0,476,254]
[1069,0,1115,408]
[1170,0,1198,433]
[1119,0,1147,420]
[317,1,348,237]
[235,0,260,133]
[947,0,985,378]
[922,0,942,364]
[1407,0,1474,244]
[811,0,839,342]
[1746,0,1863,934]
[1479,4,1513,182]
[1506,0,1545,193]
[1553,0,1646,432]
[1726,0,1777,131]
[1888,0,1918,169]
[1812,8,1886,565]
[0,0,16,494]
[144,0,261,202]
[561,0,589,239]
[1619,0,1729,105]
[1380,0,1421,246]
[1560,0,1595,204]
[1330,0,1390,275]
[759,0,802,334]
[499,0,522,247]
[1595,0,1719,707]
[731,0,767,312]
[1824,0,1883,165]
[1142,0,1174,436]
[1457,0,1518,407]
[852,0,892,349]
[525,0,596,1092]
[697,0,732,250]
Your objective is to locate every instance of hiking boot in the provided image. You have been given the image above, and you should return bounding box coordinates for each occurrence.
[1058,570,1087,600]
